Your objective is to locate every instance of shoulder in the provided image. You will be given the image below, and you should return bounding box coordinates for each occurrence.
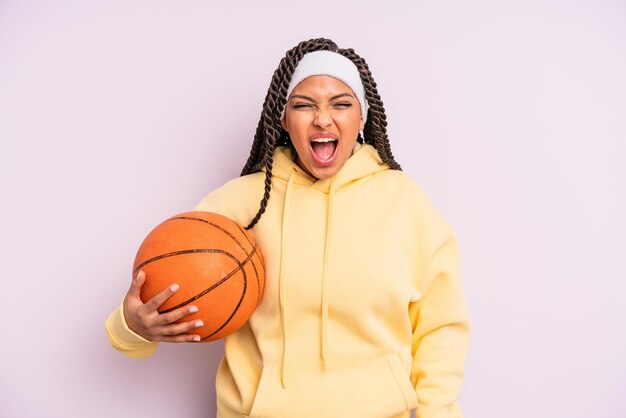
[371,170,437,211]
[374,169,424,193]
[198,172,266,199]
[193,172,265,227]
[373,170,455,253]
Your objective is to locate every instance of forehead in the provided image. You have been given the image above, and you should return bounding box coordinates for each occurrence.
[290,75,356,97]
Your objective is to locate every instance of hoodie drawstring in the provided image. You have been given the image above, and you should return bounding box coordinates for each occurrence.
[279,172,336,385]
[279,169,296,388]
[321,178,336,364]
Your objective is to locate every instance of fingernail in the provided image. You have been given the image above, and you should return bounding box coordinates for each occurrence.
[188,306,198,314]
[193,336,200,342]
[194,320,204,328]
[170,284,179,292]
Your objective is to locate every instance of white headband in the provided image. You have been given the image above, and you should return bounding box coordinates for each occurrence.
[281,50,369,122]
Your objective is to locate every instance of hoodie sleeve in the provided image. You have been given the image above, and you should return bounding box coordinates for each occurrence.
[409,234,471,418]
[105,303,159,359]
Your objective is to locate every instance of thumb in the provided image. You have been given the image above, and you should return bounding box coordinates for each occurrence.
[127,270,146,301]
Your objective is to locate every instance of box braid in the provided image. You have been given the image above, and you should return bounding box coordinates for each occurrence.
[241,38,401,230]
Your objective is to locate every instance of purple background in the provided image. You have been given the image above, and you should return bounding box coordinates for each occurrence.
[1,1,625,417]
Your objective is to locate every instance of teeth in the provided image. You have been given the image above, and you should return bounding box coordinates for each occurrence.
[311,137,337,143]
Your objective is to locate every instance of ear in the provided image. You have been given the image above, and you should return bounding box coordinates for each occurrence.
[359,118,365,131]
[281,115,289,132]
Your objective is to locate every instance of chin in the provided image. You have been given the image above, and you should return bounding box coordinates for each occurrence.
[310,166,339,180]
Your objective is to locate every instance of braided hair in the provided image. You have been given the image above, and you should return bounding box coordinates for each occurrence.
[242,38,401,230]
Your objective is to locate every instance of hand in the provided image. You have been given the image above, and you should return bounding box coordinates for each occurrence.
[122,270,203,342]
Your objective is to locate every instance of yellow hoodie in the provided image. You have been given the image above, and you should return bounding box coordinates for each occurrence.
[106,144,470,418]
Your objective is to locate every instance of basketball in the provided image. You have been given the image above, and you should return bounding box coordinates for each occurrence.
[132,211,265,342]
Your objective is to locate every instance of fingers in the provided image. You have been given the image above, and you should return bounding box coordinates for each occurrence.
[131,311,204,342]
[127,270,179,313]
[123,271,205,343]
[159,304,199,325]
[144,282,180,312]
[160,332,203,343]
[160,318,204,337]
[150,316,204,343]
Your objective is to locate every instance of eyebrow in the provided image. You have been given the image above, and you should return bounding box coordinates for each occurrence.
[289,92,355,102]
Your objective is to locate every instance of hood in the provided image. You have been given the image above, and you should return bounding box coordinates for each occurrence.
[266,143,390,193]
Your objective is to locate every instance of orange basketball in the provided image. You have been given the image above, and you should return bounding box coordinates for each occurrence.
[132,211,265,342]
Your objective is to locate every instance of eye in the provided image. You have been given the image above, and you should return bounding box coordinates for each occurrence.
[292,103,314,109]
[333,102,353,108]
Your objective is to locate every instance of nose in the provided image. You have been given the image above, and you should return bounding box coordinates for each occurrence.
[314,107,332,128]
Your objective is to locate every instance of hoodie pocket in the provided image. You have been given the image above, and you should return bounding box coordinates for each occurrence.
[247,354,417,418]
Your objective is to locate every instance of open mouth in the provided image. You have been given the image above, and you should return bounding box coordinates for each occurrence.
[310,137,338,165]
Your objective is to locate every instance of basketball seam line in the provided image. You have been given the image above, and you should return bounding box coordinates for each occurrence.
[165,216,264,303]
[143,246,258,313]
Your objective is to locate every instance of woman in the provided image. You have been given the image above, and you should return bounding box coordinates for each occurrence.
[106,38,470,418]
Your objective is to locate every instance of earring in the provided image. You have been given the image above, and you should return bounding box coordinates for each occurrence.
[357,132,364,144]
[278,131,292,146]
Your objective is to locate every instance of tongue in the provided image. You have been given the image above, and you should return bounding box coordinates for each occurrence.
[311,141,336,161]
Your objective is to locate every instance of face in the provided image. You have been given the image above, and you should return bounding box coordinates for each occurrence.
[281,75,365,180]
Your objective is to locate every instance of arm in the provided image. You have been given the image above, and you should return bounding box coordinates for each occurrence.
[410,234,471,418]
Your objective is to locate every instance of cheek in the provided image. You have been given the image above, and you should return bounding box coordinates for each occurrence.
[337,113,363,135]
[285,117,312,155]
[284,113,310,136]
